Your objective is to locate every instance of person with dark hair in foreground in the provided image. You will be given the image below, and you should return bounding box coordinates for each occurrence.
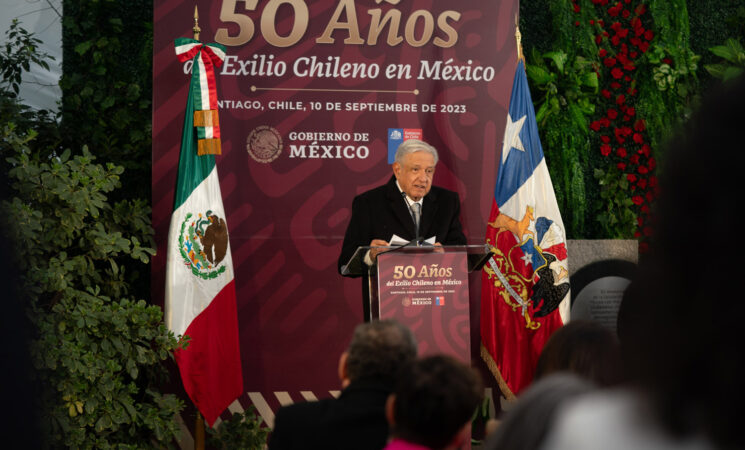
[482,373,594,450]
[542,76,745,450]
[268,320,417,450]
[534,319,624,387]
[384,355,483,450]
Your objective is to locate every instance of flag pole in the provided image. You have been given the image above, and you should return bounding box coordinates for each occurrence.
[515,13,524,62]
[193,5,201,41]
[190,9,207,450]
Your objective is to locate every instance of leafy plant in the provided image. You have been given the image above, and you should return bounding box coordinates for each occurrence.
[526,48,598,238]
[1,123,185,448]
[593,166,637,239]
[0,19,53,96]
[705,38,745,81]
[207,408,269,450]
[60,0,153,202]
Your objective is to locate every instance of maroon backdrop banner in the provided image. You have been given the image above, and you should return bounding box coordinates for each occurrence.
[153,0,518,414]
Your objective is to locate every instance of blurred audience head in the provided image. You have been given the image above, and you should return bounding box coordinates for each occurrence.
[340,319,417,386]
[534,320,624,387]
[483,373,594,450]
[621,74,745,447]
[387,355,483,450]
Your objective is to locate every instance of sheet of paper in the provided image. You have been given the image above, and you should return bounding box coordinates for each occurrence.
[389,234,436,246]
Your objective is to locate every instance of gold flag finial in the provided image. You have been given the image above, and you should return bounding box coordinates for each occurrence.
[193,5,201,41]
[515,13,524,62]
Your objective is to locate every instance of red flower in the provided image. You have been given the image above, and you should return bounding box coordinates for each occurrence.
[611,35,621,46]
[611,67,624,79]
[600,117,611,127]
[626,107,636,116]
[616,94,626,105]
[627,87,638,96]
[632,195,644,205]
[607,109,619,119]
[641,204,650,214]
[575,21,580,26]
[614,130,626,144]
[631,37,642,46]
[639,42,650,53]
[644,29,654,41]
[611,21,622,32]
[631,17,641,29]
[623,64,636,72]
[601,144,612,156]
[598,19,605,27]
[627,173,637,183]
[641,144,651,156]
[622,9,630,18]
[636,4,647,15]
[573,3,580,12]
[625,75,632,82]
[618,162,627,170]
[602,89,612,99]
[634,119,646,131]
[638,165,649,174]
[609,4,621,16]
[617,147,628,158]
[634,231,642,238]
[630,51,638,59]
[638,178,648,189]
[623,115,631,122]
[662,58,672,65]
[604,57,617,67]
[590,120,603,131]
[599,48,608,57]
[617,28,629,38]
[611,81,622,89]
[637,216,644,227]
[601,135,611,143]
[648,157,656,170]
[590,19,595,25]
[633,133,644,144]
[630,154,640,164]
[596,34,603,44]
[649,176,658,187]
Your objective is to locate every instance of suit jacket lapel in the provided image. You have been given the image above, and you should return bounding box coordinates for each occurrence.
[421,190,438,240]
[386,176,417,239]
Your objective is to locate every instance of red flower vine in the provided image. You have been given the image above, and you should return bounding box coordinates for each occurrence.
[574,0,658,248]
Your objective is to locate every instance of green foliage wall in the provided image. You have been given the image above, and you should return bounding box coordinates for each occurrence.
[520,0,739,241]
[60,0,153,201]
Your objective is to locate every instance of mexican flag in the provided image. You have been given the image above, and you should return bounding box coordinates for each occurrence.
[165,38,242,426]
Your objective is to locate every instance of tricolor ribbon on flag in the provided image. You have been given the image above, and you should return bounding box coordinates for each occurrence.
[480,60,571,400]
[175,37,226,155]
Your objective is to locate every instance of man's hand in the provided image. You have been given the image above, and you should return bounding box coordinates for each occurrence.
[369,239,389,261]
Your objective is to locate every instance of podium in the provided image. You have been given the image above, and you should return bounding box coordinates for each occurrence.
[341,244,491,363]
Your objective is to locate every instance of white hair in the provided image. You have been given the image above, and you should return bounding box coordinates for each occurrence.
[394,139,439,165]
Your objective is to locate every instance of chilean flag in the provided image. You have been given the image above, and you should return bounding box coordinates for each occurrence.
[165,39,242,426]
[480,61,570,399]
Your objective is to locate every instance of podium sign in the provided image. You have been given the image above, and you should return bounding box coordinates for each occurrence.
[375,249,470,364]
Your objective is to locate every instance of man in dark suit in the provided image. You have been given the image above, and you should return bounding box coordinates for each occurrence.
[268,320,417,450]
[338,139,467,319]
